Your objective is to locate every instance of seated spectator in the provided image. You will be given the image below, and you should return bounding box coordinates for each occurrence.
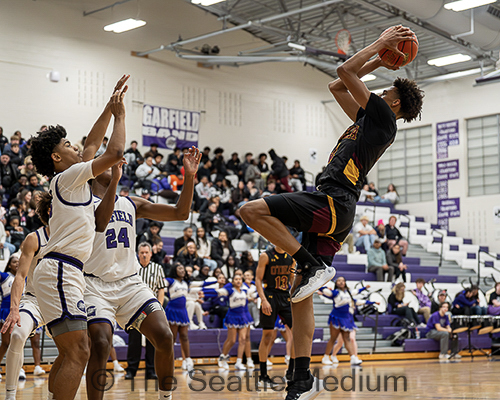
[426,302,460,359]
[412,278,431,322]
[94,137,108,157]
[385,216,409,256]
[374,183,399,204]
[221,254,241,281]
[212,267,223,279]
[166,148,182,175]
[0,126,8,152]
[27,174,44,193]
[0,154,19,196]
[226,152,241,176]
[210,230,236,268]
[386,244,407,282]
[6,215,28,251]
[151,236,168,269]
[5,143,24,165]
[10,174,28,199]
[245,159,263,190]
[124,140,142,165]
[245,180,261,201]
[197,159,212,182]
[137,220,163,248]
[231,180,250,207]
[154,153,165,170]
[204,273,229,325]
[140,188,153,202]
[201,146,211,165]
[257,153,269,174]
[240,250,257,274]
[368,182,379,196]
[375,220,387,250]
[339,232,355,254]
[200,201,239,239]
[135,156,161,189]
[177,242,204,273]
[194,265,211,281]
[144,143,160,159]
[388,283,420,326]
[359,184,376,202]
[367,239,394,282]
[240,152,253,180]
[210,179,233,213]
[431,290,448,314]
[20,156,46,187]
[289,160,305,192]
[174,226,195,258]
[262,179,279,197]
[488,282,500,315]
[353,215,377,251]
[195,227,217,271]
[452,285,485,315]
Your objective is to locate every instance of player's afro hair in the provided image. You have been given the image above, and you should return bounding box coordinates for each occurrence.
[393,78,424,123]
[36,191,52,226]
[29,125,67,178]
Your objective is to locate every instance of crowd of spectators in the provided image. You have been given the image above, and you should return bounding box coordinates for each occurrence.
[0,127,49,257]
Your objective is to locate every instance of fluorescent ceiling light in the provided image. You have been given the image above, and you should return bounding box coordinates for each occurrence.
[444,0,496,12]
[192,0,226,6]
[361,74,376,82]
[104,18,146,33]
[427,53,472,66]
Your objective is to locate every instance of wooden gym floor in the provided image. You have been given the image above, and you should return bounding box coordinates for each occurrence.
[2,356,498,399]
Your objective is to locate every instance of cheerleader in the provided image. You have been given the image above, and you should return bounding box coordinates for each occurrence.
[165,264,194,372]
[202,274,255,370]
[241,270,256,369]
[318,277,369,366]
[0,256,19,379]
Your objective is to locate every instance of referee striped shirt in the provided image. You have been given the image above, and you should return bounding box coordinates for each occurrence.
[138,261,166,297]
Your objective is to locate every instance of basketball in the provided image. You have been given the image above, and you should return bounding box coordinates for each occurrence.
[378,27,419,68]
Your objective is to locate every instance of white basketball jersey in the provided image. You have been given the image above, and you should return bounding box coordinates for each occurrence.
[25,227,49,295]
[84,196,140,282]
[41,161,95,263]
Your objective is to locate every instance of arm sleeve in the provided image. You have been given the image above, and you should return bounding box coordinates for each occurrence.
[318,287,335,299]
[165,278,174,288]
[57,161,95,192]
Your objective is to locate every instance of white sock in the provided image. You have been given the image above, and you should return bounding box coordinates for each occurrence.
[236,358,242,363]
[6,313,32,391]
[113,360,120,367]
[159,389,172,400]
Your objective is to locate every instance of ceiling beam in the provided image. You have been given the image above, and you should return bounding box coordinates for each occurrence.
[136,0,344,56]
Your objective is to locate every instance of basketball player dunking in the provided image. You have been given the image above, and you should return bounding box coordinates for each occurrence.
[241,26,424,400]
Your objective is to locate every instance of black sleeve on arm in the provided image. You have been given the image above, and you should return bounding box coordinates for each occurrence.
[363,93,397,145]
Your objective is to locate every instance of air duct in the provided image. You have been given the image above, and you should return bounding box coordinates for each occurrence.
[380,0,500,50]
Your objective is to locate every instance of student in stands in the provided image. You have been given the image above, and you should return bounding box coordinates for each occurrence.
[426,302,460,360]
[431,290,448,314]
[388,283,420,326]
[385,215,408,256]
[353,215,377,251]
[488,282,500,315]
[413,278,431,322]
[367,238,394,282]
[452,285,483,315]
[386,244,407,282]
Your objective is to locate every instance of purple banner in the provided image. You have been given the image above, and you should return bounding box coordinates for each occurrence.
[142,104,200,150]
[436,160,459,182]
[437,198,460,219]
[436,120,459,159]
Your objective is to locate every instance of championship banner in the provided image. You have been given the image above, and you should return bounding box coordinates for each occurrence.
[142,104,200,150]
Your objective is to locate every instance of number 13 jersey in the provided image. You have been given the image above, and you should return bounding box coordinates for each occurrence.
[263,248,294,292]
[84,196,140,282]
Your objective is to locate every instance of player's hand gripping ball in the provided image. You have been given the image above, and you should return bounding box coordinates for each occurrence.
[379,26,418,68]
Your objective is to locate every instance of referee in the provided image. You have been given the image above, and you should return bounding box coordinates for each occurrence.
[255,245,295,386]
[125,242,166,380]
